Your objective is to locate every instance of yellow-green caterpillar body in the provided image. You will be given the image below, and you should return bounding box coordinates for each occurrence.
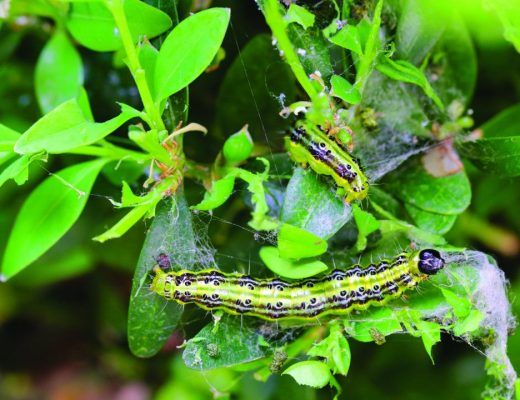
[151,249,444,321]
[284,123,369,203]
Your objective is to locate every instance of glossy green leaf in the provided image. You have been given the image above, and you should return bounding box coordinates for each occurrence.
[376,56,444,110]
[282,361,331,388]
[329,24,362,55]
[35,31,83,113]
[281,168,352,240]
[385,159,471,215]
[416,319,441,362]
[405,204,457,234]
[154,8,230,101]
[330,75,361,104]
[259,246,328,279]
[277,223,327,260]
[348,308,403,342]
[66,0,172,52]
[1,159,105,280]
[285,4,315,29]
[138,41,159,99]
[183,316,268,370]
[458,104,520,177]
[128,193,196,357]
[15,99,139,154]
[192,174,236,211]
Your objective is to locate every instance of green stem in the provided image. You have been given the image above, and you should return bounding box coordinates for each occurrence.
[354,0,383,94]
[261,0,318,102]
[107,0,166,132]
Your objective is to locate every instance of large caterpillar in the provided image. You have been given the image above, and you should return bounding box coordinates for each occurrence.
[284,122,369,203]
[151,249,444,321]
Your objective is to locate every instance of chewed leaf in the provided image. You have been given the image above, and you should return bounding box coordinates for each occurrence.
[192,175,236,211]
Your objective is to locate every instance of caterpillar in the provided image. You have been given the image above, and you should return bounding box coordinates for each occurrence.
[151,249,445,321]
[284,122,369,203]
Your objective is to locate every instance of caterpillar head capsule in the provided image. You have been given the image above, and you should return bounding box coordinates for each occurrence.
[417,249,445,275]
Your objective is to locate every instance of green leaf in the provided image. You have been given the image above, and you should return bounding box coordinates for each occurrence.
[457,103,520,177]
[405,204,457,235]
[1,159,105,280]
[282,361,331,389]
[192,174,236,211]
[416,319,441,363]
[154,8,230,101]
[0,153,47,188]
[459,137,520,177]
[285,4,315,29]
[348,308,403,342]
[128,193,196,357]
[138,41,159,100]
[329,24,362,55]
[441,288,472,318]
[352,204,380,251]
[15,99,139,154]
[66,0,172,52]
[307,323,351,375]
[385,158,471,215]
[216,34,295,144]
[259,246,328,279]
[183,316,269,370]
[192,161,277,231]
[222,126,254,164]
[453,309,484,336]
[280,168,352,240]
[35,31,83,113]
[93,201,159,243]
[376,56,444,110]
[277,223,327,260]
[0,124,20,152]
[330,75,361,105]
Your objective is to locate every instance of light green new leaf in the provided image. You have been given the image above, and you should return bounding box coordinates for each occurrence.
[330,24,363,55]
[282,360,331,388]
[1,159,106,280]
[154,8,230,101]
[35,30,83,113]
[285,4,315,29]
[376,56,444,110]
[15,99,139,154]
[277,223,327,260]
[330,75,361,105]
[307,323,351,375]
[259,246,328,279]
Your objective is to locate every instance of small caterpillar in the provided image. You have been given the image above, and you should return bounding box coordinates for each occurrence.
[151,249,445,321]
[284,122,369,203]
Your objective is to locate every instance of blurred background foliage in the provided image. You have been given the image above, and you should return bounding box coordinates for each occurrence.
[0,0,519,399]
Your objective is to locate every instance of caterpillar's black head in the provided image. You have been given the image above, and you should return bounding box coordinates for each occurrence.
[418,249,445,275]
